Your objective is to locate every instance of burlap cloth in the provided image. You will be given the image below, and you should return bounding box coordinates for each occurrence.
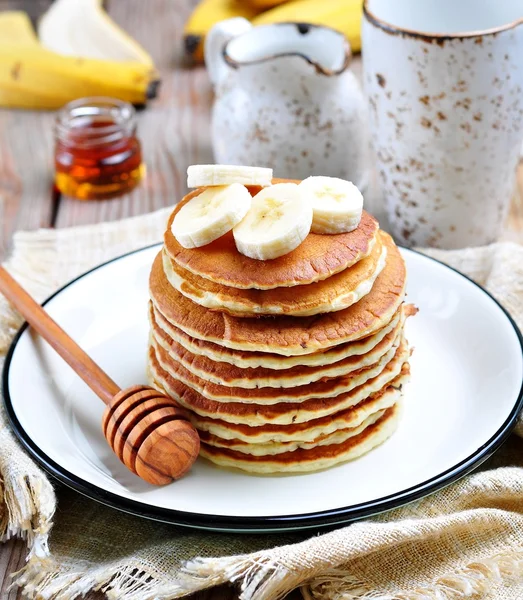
[0,209,522,600]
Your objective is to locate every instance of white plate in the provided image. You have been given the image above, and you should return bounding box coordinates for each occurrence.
[3,245,523,532]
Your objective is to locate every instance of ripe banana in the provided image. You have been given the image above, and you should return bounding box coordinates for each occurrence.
[188,164,273,188]
[0,11,39,46]
[299,176,363,234]
[0,45,159,109]
[172,184,252,248]
[183,0,262,63]
[233,183,312,260]
[252,0,363,53]
[38,0,154,66]
[246,0,291,7]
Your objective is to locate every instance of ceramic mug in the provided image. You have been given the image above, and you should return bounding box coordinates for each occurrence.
[363,0,523,248]
[205,18,370,188]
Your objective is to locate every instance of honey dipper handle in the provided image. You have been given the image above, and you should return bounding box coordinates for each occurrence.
[0,266,120,405]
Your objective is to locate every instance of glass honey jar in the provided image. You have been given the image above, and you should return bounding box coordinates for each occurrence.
[54,97,145,200]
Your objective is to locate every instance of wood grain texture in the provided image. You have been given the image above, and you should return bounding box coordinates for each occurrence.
[103,385,199,485]
[0,265,121,404]
[0,266,199,485]
[0,110,56,259]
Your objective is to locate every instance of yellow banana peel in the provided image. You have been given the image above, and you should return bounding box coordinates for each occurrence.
[245,0,291,7]
[253,0,363,53]
[0,5,159,110]
[0,11,40,46]
[0,45,159,109]
[183,0,262,63]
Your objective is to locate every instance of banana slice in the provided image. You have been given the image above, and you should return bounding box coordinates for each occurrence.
[171,184,252,248]
[233,183,312,260]
[187,164,273,188]
[299,176,364,234]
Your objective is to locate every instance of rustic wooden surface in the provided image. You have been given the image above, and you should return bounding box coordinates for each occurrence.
[0,0,214,260]
[0,0,523,598]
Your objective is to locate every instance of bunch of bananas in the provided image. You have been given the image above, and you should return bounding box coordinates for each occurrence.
[184,0,363,63]
[0,1,158,110]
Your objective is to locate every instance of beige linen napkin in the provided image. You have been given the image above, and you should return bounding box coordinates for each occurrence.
[0,209,522,600]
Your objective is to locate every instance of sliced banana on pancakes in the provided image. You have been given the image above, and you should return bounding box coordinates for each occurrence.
[174,166,364,259]
[171,184,252,249]
[299,176,363,234]
[187,164,273,188]
[233,183,313,260]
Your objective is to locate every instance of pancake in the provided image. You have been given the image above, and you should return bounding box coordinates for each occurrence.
[162,237,387,317]
[151,303,411,369]
[164,187,380,290]
[149,305,403,388]
[147,342,410,425]
[150,335,402,403]
[199,404,401,474]
[149,176,415,474]
[150,232,406,356]
[194,379,405,445]
[198,409,388,455]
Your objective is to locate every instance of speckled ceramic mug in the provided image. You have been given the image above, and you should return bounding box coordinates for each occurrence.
[363,0,523,248]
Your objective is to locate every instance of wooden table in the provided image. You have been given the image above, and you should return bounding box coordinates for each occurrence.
[0,1,523,597]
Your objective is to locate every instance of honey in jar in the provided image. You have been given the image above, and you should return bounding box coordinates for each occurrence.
[54,97,145,200]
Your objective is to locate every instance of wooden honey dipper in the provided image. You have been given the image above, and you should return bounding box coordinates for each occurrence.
[0,266,200,486]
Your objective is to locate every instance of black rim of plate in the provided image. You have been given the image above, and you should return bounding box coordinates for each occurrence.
[3,244,523,532]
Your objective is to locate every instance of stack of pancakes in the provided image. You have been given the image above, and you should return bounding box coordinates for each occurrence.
[147,186,414,474]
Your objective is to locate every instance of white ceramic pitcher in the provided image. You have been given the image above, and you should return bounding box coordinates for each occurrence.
[363,0,523,248]
[205,18,369,188]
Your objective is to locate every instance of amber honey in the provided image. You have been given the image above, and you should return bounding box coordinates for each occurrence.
[54,97,145,200]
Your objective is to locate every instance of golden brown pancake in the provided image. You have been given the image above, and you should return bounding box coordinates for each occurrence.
[198,409,387,455]
[150,334,402,403]
[149,177,415,474]
[198,404,400,474]
[162,237,386,317]
[193,379,405,445]
[147,342,410,424]
[149,305,403,388]
[150,232,406,356]
[151,303,412,369]
[164,187,380,290]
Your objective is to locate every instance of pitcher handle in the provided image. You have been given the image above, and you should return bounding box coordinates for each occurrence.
[205,17,252,87]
